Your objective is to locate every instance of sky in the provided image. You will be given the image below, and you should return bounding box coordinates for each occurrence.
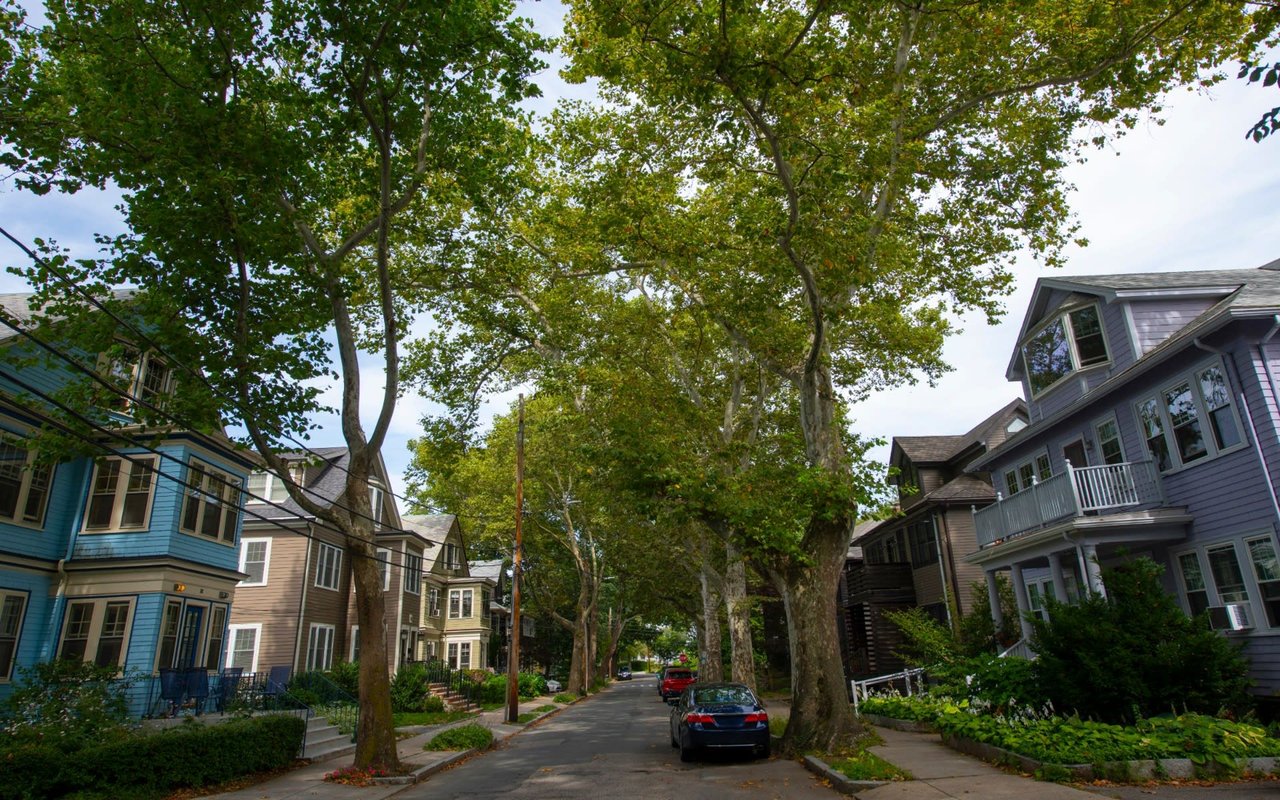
[2,3,1279,506]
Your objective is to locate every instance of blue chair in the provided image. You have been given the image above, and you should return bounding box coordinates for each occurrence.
[184,667,210,715]
[157,668,184,717]
[216,667,243,713]
[262,665,292,706]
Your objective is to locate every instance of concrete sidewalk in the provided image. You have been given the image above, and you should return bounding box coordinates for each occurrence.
[205,696,569,800]
[856,726,1101,800]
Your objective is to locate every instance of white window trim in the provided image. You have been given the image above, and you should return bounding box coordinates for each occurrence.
[58,596,136,667]
[82,455,159,533]
[239,538,272,587]
[226,623,261,673]
[405,552,422,596]
[1135,357,1247,474]
[377,547,392,592]
[449,588,473,619]
[1022,301,1111,398]
[1001,450,1052,497]
[0,442,55,529]
[1092,412,1127,465]
[428,586,441,617]
[180,458,241,545]
[315,542,343,591]
[0,589,29,682]
[245,466,303,505]
[1175,533,1279,633]
[350,624,360,662]
[306,623,335,671]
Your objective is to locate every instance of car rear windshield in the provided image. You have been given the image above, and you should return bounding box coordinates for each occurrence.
[665,670,693,679]
[693,686,755,705]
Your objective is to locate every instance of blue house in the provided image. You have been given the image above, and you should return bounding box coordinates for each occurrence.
[0,293,254,714]
[964,259,1280,701]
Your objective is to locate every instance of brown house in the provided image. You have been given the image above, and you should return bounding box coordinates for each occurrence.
[842,399,1027,680]
[226,447,420,676]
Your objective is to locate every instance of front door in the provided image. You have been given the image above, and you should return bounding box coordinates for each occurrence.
[1063,439,1088,470]
[176,606,203,668]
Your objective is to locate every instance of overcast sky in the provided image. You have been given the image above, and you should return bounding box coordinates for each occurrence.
[2,3,1279,506]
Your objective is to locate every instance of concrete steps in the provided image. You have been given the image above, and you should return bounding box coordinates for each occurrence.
[428,682,478,712]
[302,713,356,762]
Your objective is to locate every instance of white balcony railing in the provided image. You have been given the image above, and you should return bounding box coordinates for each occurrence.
[973,460,1164,549]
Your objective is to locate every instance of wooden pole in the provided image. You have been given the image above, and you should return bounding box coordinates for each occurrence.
[505,394,525,724]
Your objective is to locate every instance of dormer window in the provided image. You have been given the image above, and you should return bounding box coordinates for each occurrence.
[1022,304,1109,396]
[246,465,303,504]
[368,484,383,523]
[104,348,173,411]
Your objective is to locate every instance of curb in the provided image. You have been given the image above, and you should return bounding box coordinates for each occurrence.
[375,748,476,785]
[802,755,887,795]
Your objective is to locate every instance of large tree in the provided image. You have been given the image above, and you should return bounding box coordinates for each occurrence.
[2,0,542,769]
[560,0,1270,752]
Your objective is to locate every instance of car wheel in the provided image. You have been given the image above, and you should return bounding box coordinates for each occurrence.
[670,730,678,748]
[679,736,695,763]
[757,740,771,759]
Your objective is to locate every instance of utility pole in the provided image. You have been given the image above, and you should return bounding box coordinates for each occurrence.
[505,394,525,724]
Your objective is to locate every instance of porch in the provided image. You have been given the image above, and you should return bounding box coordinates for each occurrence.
[973,459,1167,548]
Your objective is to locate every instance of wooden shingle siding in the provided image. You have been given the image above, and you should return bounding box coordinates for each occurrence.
[1130,299,1215,355]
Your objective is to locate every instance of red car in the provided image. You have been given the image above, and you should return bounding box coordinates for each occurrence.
[659,667,696,700]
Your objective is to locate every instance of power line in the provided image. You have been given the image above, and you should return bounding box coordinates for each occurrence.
[0,298,388,532]
[0,366,415,575]
[0,224,427,520]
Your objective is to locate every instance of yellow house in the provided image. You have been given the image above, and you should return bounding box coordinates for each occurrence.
[402,514,494,670]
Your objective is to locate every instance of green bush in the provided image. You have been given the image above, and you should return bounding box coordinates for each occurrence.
[860,694,965,723]
[472,673,545,705]
[423,694,445,713]
[518,672,547,698]
[1031,558,1252,723]
[2,660,132,748]
[553,693,576,704]
[390,663,434,713]
[424,723,493,751]
[326,661,360,697]
[0,714,305,800]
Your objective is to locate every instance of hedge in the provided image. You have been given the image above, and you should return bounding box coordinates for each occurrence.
[1,713,305,800]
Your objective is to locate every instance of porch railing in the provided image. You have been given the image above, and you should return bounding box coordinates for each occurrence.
[973,459,1163,549]
[849,667,925,715]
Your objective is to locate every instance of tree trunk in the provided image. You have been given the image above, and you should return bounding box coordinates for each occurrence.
[768,516,858,754]
[698,564,724,682]
[724,540,756,690]
[344,498,400,769]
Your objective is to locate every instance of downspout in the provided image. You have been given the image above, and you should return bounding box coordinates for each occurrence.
[929,512,953,629]
[1195,333,1280,530]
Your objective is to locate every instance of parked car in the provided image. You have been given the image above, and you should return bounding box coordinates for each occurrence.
[659,667,696,699]
[616,667,632,680]
[545,677,563,693]
[669,682,769,763]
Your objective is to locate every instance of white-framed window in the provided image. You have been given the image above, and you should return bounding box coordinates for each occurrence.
[0,590,28,681]
[0,442,54,528]
[399,627,417,665]
[59,597,135,667]
[1136,360,1245,473]
[449,588,473,619]
[1246,536,1280,628]
[315,542,342,591]
[405,553,422,595]
[246,465,302,504]
[351,625,360,662]
[460,641,471,668]
[83,456,158,532]
[1022,303,1109,396]
[368,484,383,526]
[377,548,392,591]
[1094,415,1126,465]
[180,459,241,544]
[205,606,227,671]
[444,543,461,570]
[425,639,437,659]
[1025,579,1056,621]
[104,347,174,411]
[1002,452,1052,496]
[428,587,441,617]
[226,623,261,672]
[1175,535,1280,630]
[1176,551,1211,617]
[239,538,271,586]
[306,623,335,671]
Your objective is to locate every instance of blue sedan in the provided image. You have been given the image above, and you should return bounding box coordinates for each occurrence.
[668,682,770,762]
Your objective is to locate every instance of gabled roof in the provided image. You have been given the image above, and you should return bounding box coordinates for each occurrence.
[975,258,1280,470]
[469,558,504,582]
[889,397,1027,480]
[251,447,399,529]
[0,290,136,341]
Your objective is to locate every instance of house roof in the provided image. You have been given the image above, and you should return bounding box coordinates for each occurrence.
[401,513,457,543]
[976,259,1280,470]
[889,397,1027,479]
[0,290,137,341]
[251,448,399,530]
[469,558,504,581]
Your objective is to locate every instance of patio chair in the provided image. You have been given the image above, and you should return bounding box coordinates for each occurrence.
[216,667,243,713]
[184,667,210,715]
[262,665,292,707]
[157,668,185,717]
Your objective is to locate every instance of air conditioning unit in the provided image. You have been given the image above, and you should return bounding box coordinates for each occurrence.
[1208,603,1254,631]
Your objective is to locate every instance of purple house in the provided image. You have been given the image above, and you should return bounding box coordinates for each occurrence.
[966,258,1280,702]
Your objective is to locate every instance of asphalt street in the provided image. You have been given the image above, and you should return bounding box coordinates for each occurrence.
[395,673,838,800]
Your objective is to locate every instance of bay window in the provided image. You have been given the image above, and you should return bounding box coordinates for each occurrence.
[1136,360,1245,472]
[0,443,53,527]
[59,598,134,668]
[83,456,157,532]
[180,459,241,544]
[1022,304,1110,396]
[0,591,27,680]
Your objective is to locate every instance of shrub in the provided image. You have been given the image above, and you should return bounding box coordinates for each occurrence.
[425,723,493,751]
[423,694,445,713]
[326,661,360,697]
[517,672,547,698]
[390,663,433,713]
[2,660,132,747]
[859,694,964,724]
[1031,558,1252,723]
[553,693,575,704]
[0,713,305,800]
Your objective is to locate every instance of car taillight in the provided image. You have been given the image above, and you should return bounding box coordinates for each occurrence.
[744,712,768,724]
[685,713,716,725]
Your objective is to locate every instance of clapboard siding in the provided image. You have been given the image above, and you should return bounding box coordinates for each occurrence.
[230,528,310,672]
[1242,634,1280,694]
[940,508,986,612]
[1130,298,1215,355]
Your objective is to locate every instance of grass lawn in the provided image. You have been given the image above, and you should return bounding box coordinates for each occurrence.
[392,710,475,727]
[516,712,539,724]
[534,704,557,713]
[818,731,910,782]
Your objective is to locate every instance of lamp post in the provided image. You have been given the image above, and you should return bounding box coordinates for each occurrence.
[505,395,525,724]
